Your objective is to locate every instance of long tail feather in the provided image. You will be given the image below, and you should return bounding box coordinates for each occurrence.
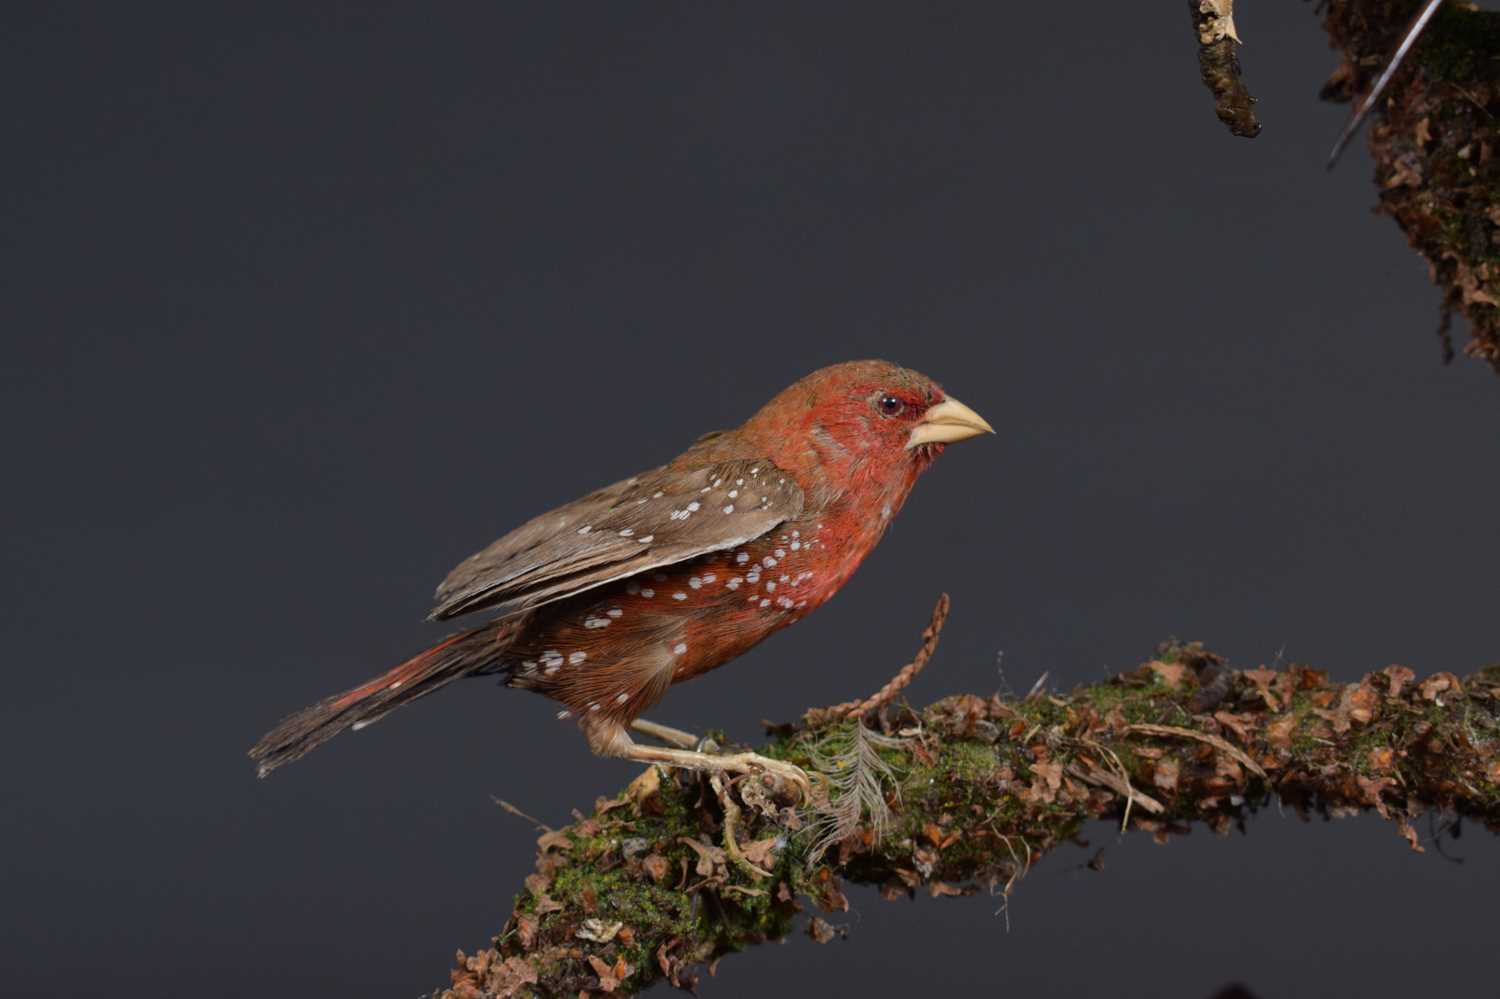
[249,621,511,777]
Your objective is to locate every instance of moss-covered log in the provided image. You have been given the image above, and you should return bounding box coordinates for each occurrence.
[1321,0,1500,371]
[439,642,1500,998]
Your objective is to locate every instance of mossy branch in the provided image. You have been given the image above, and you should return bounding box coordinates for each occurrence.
[439,639,1500,998]
[1320,0,1500,371]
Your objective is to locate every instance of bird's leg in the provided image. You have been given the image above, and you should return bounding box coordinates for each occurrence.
[629,718,701,750]
[588,722,812,799]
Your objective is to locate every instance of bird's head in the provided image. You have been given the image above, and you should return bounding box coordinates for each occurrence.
[742,359,993,498]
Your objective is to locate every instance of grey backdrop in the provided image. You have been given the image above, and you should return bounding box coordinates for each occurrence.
[3,3,1497,997]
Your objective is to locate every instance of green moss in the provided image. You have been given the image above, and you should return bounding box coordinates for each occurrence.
[1421,5,1500,83]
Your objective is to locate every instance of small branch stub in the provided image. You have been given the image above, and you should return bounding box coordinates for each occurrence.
[1190,0,1261,138]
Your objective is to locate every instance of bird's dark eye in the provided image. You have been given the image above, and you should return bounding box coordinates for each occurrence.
[876,393,905,417]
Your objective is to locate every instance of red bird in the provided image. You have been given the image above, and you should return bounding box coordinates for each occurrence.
[251,360,992,790]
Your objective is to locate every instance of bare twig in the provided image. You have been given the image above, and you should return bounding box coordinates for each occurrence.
[1125,722,1269,779]
[804,593,950,725]
[491,796,552,832]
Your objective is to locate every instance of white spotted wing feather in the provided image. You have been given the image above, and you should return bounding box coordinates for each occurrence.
[430,457,802,620]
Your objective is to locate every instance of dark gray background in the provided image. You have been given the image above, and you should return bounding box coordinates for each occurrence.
[3,3,1497,997]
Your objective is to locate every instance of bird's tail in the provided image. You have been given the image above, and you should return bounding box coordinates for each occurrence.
[249,620,513,778]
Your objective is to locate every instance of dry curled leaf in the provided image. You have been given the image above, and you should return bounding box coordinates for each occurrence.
[1244,667,1281,709]
[587,955,633,993]
[679,837,726,880]
[1419,673,1463,703]
[1265,714,1297,749]
[807,917,842,944]
[1152,757,1181,792]
[1396,818,1425,854]
[1383,665,1416,699]
[1149,659,1189,689]
[641,853,670,883]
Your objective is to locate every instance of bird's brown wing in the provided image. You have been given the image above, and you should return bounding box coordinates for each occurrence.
[429,457,803,621]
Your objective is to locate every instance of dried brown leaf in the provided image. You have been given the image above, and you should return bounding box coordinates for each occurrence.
[1419,672,1463,703]
[1244,667,1281,709]
[807,917,842,944]
[587,954,633,993]
[1383,665,1416,699]
[1152,757,1181,792]
[1265,714,1297,749]
[1396,818,1425,854]
[1149,659,1189,689]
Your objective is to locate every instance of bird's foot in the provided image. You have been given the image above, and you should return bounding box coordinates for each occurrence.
[611,742,813,801]
[717,751,814,800]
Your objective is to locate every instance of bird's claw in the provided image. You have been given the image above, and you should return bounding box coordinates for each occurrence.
[728,752,814,801]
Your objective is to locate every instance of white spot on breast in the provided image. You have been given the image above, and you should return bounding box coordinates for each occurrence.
[735,551,749,564]
[673,592,687,601]
[584,617,609,629]
[792,530,800,537]
[750,467,760,475]
[722,504,735,514]
[520,660,537,674]
[652,490,664,499]
[759,598,771,608]
[881,504,892,519]
[791,541,801,550]
[763,557,777,568]
[686,501,700,512]
[779,574,789,583]
[689,577,702,589]
[673,642,687,655]
[777,596,794,609]
[701,574,715,584]
[728,490,738,498]
[726,577,741,590]
[607,607,623,618]
[745,570,760,584]
[569,651,587,665]
[641,588,655,598]
[775,549,786,558]
[735,478,744,486]
[765,581,776,592]
[618,527,634,537]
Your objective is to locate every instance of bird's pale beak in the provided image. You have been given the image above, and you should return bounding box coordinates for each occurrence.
[906,396,995,449]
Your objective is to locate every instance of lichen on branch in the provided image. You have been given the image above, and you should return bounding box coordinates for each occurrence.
[440,639,1500,998]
